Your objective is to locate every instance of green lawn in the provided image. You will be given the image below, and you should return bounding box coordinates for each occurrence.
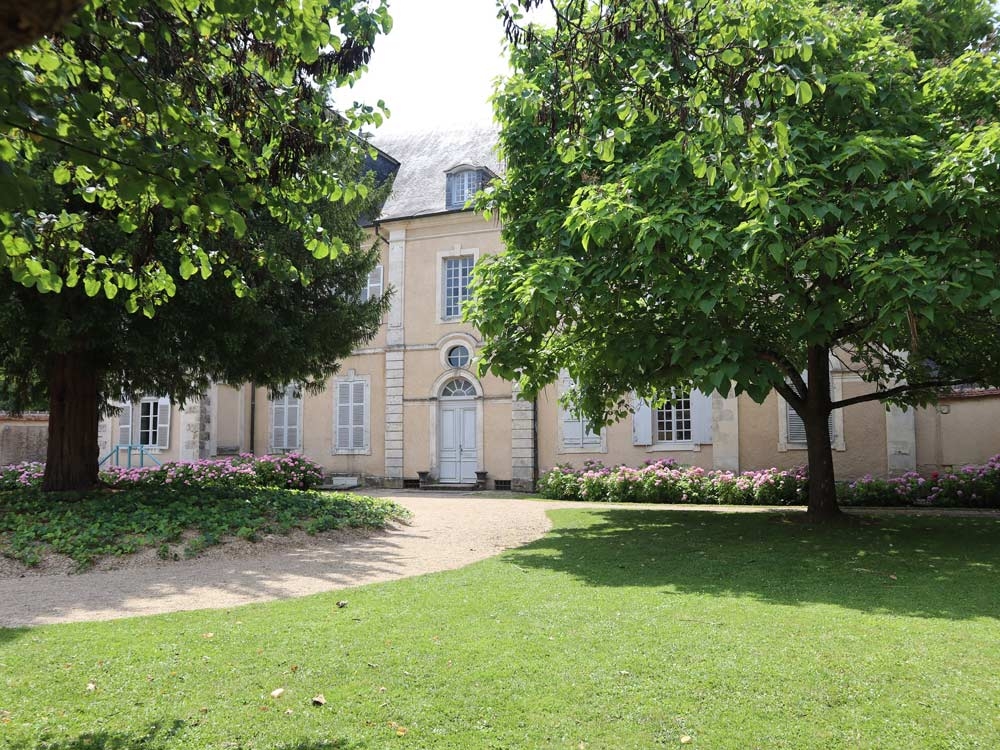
[2,508,999,749]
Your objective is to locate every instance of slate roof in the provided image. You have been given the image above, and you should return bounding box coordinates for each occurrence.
[371,124,502,222]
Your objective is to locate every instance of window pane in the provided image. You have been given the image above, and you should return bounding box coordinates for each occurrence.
[444,257,475,318]
[447,345,470,368]
[655,390,692,443]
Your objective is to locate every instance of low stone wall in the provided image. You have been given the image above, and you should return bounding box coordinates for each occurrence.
[0,412,48,465]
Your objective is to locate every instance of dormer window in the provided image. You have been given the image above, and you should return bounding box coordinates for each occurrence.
[445,165,493,210]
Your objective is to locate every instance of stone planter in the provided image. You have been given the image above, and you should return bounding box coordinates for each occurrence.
[475,470,489,490]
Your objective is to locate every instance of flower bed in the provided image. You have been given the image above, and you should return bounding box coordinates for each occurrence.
[0,453,324,491]
[538,456,1000,508]
[538,459,807,505]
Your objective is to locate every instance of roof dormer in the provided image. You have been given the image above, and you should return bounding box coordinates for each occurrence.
[444,163,496,211]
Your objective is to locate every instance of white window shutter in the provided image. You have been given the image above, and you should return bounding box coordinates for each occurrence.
[156,397,171,449]
[691,389,713,444]
[118,401,133,445]
[632,399,653,446]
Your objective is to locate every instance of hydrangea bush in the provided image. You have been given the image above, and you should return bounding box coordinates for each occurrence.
[840,455,1000,508]
[538,457,1000,508]
[538,459,807,505]
[0,453,324,491]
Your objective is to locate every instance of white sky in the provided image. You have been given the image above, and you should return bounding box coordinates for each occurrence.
[336,0,553,133]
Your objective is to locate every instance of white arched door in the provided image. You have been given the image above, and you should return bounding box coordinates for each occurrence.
[438,378,478,483]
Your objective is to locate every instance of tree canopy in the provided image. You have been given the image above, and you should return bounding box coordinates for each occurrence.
[471,0,1000,519]
[0,0,391,312]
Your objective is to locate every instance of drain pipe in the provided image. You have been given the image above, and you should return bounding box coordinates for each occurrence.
[532,396,539,491]
[248,384,256,454]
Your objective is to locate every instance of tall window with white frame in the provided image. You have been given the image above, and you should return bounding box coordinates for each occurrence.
[655,391,693,443]
[443,256,475,319]
[360,264,383,303]
[138,398,159,446]
[271,385,302,452]
[335,379,368,453]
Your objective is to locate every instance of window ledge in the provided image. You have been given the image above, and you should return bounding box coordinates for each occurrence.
[334,448,371,456]
[647,442,701,453]
[558,445,608,455]
[779,441,846,453]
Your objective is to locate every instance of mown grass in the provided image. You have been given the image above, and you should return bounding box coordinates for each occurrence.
[0,487,408,569]
[1,508,999,749]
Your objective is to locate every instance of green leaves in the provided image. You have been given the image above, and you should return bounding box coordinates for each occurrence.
[0,0,393,313]
[795,80,813,106]
[475,0,1000,432]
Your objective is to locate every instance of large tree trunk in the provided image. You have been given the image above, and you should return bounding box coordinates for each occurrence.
[42,352,100,492]
[803,345,841,522]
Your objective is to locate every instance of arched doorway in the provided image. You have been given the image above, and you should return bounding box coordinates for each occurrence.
[438,377,478,483]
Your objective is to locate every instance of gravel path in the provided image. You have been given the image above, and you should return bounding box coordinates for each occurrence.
[2,494,995,629]
[0,494,555,628]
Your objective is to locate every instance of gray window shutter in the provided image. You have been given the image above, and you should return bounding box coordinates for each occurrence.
[287,391,301,449]
[271,399,284,450]
[362,380,371,450]
[785,373,834,444]
[582,420,602,446]
[118,402,133,445]
[632,399,653,446]
[691,389,713,444]
[156,397,171,449]
[561,404,582,448]
[336,381,351,450]
[786,406,808,443]
[786,406,832,443]
[351,380,365,450]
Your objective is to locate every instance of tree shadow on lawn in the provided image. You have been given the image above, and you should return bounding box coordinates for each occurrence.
[4,720,365,749]
[503,508,1000,621]
[0,625,26,645]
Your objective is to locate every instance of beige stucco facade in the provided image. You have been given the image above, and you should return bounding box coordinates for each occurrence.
[92,129,1000,485]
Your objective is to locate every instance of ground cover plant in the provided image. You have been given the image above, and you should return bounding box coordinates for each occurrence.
[537,456,1000,508]
[1,507,998,748]
[0,455,406,568]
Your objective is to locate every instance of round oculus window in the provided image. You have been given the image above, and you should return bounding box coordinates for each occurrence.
[446,345,470,368]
